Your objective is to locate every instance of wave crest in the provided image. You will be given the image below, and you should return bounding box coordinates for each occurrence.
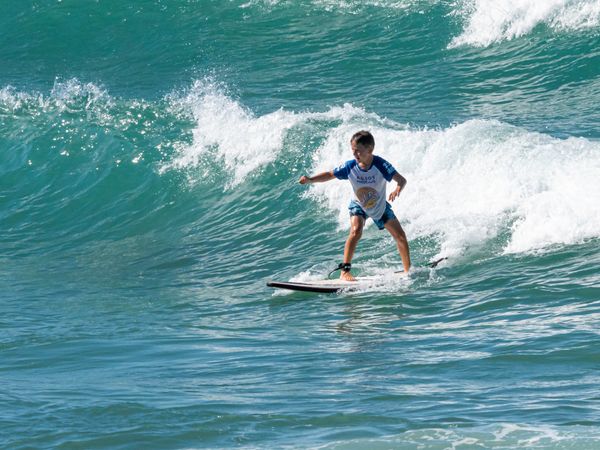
[450,0,600,47]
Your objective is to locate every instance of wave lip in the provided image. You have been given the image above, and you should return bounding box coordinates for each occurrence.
[449,0,600,47]
[162,80,303,187]
[161,80,385,187]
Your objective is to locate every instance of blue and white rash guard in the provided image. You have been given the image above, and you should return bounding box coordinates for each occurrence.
[333,155,397,220]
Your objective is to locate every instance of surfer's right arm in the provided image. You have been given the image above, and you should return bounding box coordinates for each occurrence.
[299,171,335,184]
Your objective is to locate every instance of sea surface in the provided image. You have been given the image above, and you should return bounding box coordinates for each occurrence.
[2,1,600,448]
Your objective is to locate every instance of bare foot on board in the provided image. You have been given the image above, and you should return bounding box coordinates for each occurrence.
[340,271,356,281]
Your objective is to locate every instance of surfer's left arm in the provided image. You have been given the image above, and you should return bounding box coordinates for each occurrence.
[388,172,407,202]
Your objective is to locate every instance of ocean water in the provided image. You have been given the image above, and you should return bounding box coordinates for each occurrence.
[2,0,600,448]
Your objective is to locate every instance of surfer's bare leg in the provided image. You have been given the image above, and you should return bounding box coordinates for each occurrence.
[341,215,364,281]
[384,218,411,273]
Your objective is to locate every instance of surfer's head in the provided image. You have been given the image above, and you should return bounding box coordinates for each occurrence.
[351,130,375,149]
[351,130,374,165]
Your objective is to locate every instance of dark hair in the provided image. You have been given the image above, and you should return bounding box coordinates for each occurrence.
[351,130,375,148]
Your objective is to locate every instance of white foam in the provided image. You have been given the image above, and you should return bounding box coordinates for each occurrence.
[49,79,111,111]
[308,119,600,256]
[450,0,600,47]
[162,82,600,256]
[0,79,111,114]
[162,80,381,187]
[0,86,33,111]
[163,80,303,187]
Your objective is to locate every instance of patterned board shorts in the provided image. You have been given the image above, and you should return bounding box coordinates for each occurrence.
[348,199,396,230]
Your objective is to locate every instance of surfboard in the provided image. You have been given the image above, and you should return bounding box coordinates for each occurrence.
[267,276,380,293]
[267,258,445,294]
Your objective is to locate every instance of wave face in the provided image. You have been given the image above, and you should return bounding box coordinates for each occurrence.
[2,2,600,449]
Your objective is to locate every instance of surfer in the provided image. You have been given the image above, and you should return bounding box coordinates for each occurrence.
[299,130,411,281]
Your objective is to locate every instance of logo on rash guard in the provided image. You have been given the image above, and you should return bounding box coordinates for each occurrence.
[357,187,379,209]
[356,174,376,184]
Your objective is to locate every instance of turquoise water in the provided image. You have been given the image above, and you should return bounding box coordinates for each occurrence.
[2,1,600,448]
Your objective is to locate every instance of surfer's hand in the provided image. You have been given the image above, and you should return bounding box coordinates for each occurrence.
[299,176,310,184]
[388,186,402,201]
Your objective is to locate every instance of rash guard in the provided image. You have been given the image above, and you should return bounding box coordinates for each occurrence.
[333,155,397,220]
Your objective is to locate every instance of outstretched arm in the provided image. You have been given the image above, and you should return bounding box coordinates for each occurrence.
[299,171,335,184]
[388,172,407,202]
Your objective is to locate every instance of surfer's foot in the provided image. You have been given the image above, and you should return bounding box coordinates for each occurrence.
[340,271,356,281]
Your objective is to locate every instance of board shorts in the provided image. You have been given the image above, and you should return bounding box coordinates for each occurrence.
[348,199,396,230]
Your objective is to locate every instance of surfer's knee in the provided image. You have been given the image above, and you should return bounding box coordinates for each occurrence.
[396,227,407,241]
[349,224,363,241]
[348,216,364,241]
[396,228,408,245]
[387,220,406,242]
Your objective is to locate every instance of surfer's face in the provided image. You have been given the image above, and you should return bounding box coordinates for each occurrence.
[351,141,373,164]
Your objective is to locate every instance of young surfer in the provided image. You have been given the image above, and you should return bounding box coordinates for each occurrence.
[299,130,411,281]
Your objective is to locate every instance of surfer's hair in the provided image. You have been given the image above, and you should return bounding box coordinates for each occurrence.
[351,130,375,148]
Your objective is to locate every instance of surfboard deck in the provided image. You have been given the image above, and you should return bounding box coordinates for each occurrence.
[268,259,445,294]
[267,277,379,293]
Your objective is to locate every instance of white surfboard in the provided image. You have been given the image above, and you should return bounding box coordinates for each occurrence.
[267,276,380,293]
[267,259,445,293]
